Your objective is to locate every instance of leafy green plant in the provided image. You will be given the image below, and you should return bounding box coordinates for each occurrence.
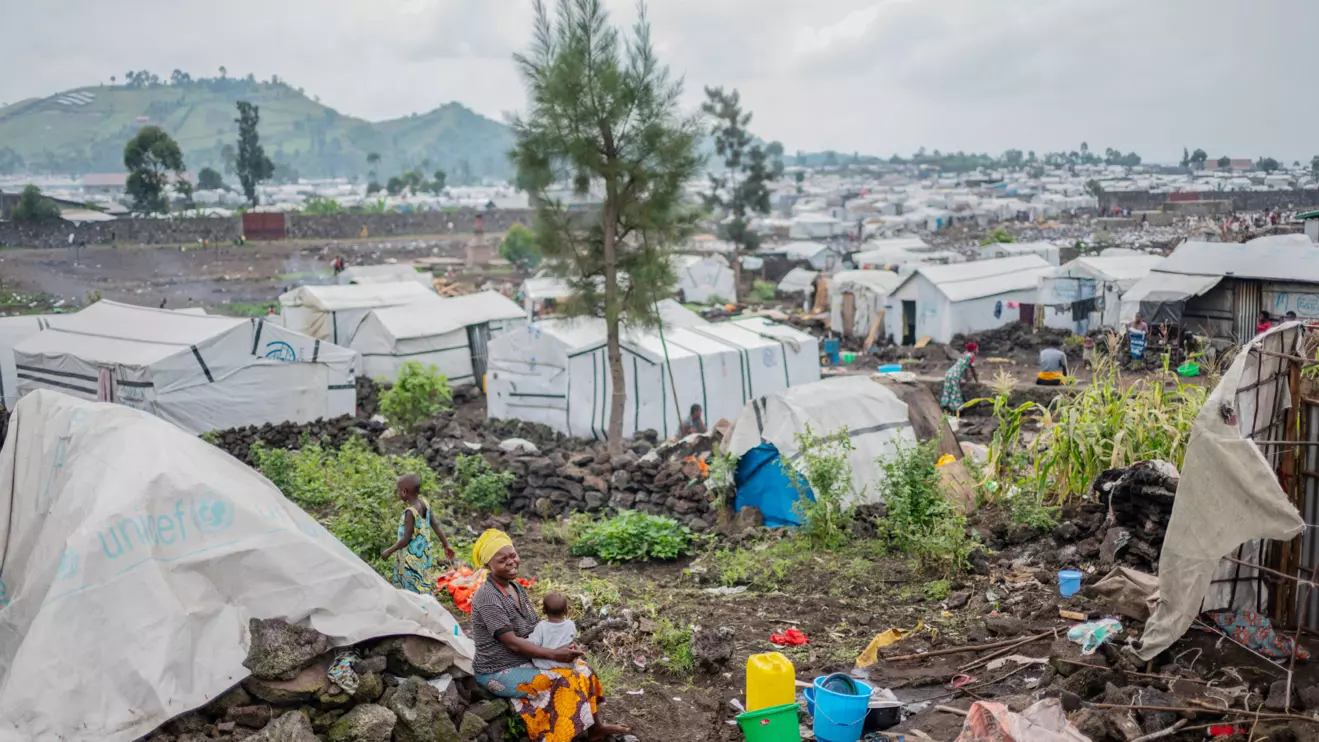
[453,454,516,513]
[876,439,973,575]
[379,361,453,431]
[570,511,692,563]
[705,448,738,514]
[979,227,1015,246]
[499,223,543,269]
[784,425,857,550]
[1008,490,1059,530]
[753,279,776,302]
[924,579,952,601]
[301,195,342,214]
[251,436,439,576]
[653,619,695,674]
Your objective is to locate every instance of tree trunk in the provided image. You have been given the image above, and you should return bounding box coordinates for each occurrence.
[602,196,626,455]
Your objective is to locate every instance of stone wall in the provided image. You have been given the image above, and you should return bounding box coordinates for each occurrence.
[1101,189,1319,213]
[0,209,536,249]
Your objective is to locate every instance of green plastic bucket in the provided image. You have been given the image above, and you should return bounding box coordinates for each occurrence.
[737,703,801,742]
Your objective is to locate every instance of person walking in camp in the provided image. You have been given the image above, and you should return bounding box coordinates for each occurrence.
[1037,345,1068,386]
[380,474,455,594]
[469,529,629,742]
[940,341,980,412]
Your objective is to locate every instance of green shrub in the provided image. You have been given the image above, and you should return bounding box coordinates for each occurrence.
[570,511,692,563]
[924,579,952,601]
[753,279,776,302]
[876,440,973,575]
[379,362,453,431]
[499,223,543,269]
[654,619,695,674]
[453,454,516,513]
[784,425,857,550]
[1008,490,1059,531]
[252,435,438,575]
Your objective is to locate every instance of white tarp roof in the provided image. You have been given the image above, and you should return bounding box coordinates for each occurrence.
[0,315,55,408]
[1060,255,1166,283]
[896,255,1053,303]
[0,390,470,742]
[280,281,437,311]
[19,301,250,367]
[777,267,820,294]
[1159,235,1319,282]
[829,270,902,295]
[337,263,434,287]
[726,375,916,507]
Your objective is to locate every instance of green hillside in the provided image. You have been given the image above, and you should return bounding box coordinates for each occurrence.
[0,78,515,180]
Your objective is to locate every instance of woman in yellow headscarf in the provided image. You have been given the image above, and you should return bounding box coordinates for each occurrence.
[468,530,629,742]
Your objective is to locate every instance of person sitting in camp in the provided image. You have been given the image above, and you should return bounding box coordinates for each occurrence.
[1037,345,1068,386]
[380,474,455,594]
[682,404,707,435]
[1257,311,1274,335]
[470,530,629,742]
[940,341,979,412]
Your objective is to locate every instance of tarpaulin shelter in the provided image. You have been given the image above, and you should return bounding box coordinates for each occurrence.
[279,281,438,344]
[337,263,434,287]
[725,376,915,526]
[0,315,55,408]
[348,291,525,385]
[0,390,471,742]
[13,301,358,434]
[673,254,736,304]
[887,255,1054,344]
[1135,324,1306,660]
[1039,254,1165,332]
[828,270,902,341]
[486,317,819,440]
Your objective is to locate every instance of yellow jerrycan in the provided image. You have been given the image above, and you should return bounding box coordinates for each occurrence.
[746,652,795,712]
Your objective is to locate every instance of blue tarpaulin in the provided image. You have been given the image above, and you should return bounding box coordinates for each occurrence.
[733,442,811,528]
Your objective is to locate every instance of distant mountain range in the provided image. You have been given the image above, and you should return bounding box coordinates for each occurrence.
[0,77,515,181]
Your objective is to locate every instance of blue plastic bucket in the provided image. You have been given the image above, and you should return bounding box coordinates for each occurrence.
[812,676,872,742]
[1059,570,1083,598]
[803,687,815,716]
[877,364,902,374]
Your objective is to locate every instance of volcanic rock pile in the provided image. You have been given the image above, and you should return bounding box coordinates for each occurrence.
[208,416,384,466]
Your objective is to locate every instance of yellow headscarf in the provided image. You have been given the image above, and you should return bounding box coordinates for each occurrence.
[472,529,513,568]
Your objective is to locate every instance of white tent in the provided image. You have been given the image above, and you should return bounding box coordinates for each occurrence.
[789,213,847,240]
[279,281,438,344]
[777,267,820,297]
[487,317,820,439]
[887,256,1054,344]
[521,275,576,317]
[337,263,434,288]
[1039,255,1165,332]
[828,270,902,340]
[981,241,1063,266]
[13,301,359,434]
[781,241,845,272]
[348,291,525,385]
[0,390,469,742]
[726,375,916,509]
[0,315,55,408]
[674,254,737,304]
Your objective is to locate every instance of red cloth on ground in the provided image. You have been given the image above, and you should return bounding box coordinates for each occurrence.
[769,628,810,646]
[436,567,536,614]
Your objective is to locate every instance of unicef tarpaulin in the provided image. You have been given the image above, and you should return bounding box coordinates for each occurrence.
[0,391,471,742]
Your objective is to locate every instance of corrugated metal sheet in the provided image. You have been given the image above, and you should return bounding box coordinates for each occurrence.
[1160,235,1319,283]
[1235,281,1262,341]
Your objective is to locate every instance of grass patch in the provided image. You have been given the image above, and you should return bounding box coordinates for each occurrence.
[653,619,695,675]
[924,579,952,601]
[588,652,628,695]
[218,301,276,317]
[753,279,776,302]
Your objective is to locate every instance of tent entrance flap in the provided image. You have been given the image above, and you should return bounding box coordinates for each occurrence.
[733,442,809,528]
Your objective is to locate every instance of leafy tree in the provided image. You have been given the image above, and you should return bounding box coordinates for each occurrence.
[1256,157,1281,173]
[1085,179,1105,198]
[366,151,380,179]
[123,126,188,213]
[701,87,783,286]
[366,180,383,195]
[385,176,405,196]
[431,169,446,193]
[1190,148,1208,169]
[1180,147,1190,168]
[794,171,804,194]
[234,101,275,206]
[196,166,225,191]
[979,227,1016,246]
[12,185,61,223]
[218,65,227,79]
[510,0,702,453]
[380,361,452,431]
[1001,149,1024,168]
[499,223,542,269]
[1217,155,1231,169]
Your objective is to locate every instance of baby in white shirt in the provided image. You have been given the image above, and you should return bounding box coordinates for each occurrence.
[530,592,577,671]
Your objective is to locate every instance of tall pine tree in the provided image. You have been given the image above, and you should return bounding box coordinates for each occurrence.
[234,101,275,206]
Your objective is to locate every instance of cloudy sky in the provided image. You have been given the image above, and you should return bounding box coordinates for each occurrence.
[4,0,1317,163]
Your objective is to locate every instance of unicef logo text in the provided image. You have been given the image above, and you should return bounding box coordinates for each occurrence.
[96,494,238,559]
[264,341,297,362]
[192,492,236,535]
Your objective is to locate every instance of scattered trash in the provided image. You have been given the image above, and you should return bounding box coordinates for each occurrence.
[984,655,1049,671]
[1057,569,1082,598]
[954,698,1089,742]
[856,627,915,668]
[626,689,645,696]
[425,674,453,694]
[1209,609,1309,661]
[946,674,977,689]
[1067,618,1122,655]
[498,437,539,454]
[704,585,749,596]
[1092,567,1159,621]
[770,628,811,646]
[577,557,599,570]
[326,649,361,694]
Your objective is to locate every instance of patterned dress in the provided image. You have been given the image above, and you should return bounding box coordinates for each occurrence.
[940,351,975,411]
[392,501,435,594]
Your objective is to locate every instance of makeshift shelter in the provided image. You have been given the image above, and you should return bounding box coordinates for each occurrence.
[828,270,902,341]
[0,390,470,742]
[981,241,1063,266]
[1039,254,1165,333]
[673,254,736,304]
[348,291,525,385]
[1119,235,1319,340]
[788,213,847,240]
[486,317,819,440]
[1136,324,1305,660]
[725,376,916,527]
[887,255,1054,344]
[279,281,438,344]
[781,241,846,272]
[337,263,433,287]
[776,267,820,308]
[0,315,55,408]
[520,275,576,318]
[13,301,358,434]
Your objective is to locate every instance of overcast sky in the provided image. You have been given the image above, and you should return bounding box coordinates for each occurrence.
[4,0,1318,163]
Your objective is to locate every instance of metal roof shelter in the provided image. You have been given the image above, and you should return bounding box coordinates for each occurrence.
[887,256,1054,344]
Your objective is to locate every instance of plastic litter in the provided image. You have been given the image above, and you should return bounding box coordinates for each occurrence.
[770,628,811,646]
[704,586,749,596]
[327,650,361,694]
[1066,618,1122,655]
[1210,608,1310,661]
[954,698,1088,742]
[425,674,453,694]
[856,627,914,668]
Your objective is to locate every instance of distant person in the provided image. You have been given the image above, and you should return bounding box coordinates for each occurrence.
[529,592,578,671]
[332,256,346,276]
[266,305,278,316]
[1129,312,1149,334]
[1257,311,1273,335]
[1287,311,1298,322]
[940,342,980,413]
[682,404,706,436]
[1037,345,1068,386]
[380,474,455,594]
